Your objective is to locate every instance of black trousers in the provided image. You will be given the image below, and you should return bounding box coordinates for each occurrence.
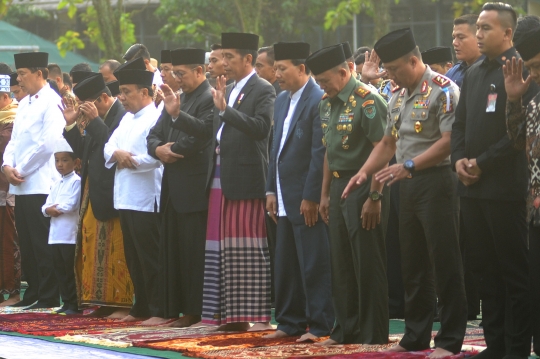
[531,222,540,356]
[398,168,466,354]
[14,194,59,306]
[51,244,77,310]
[459,211,480,319]
[161,202,207,318]
[328,176,390,344]
[274,216,334,337]
[461,197,530,357]
[119,209,162,318]
[265,213,277,304]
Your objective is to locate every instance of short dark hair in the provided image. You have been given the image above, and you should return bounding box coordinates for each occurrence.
[290,59,311,75]
[70,63,92,76]
[29,67,49,79]
[136,84,154,97]
[236,49,258,66]
[403,46,422,62]
[481,2,517,32]
[100,59,121,72]
[47,63,62,78]
[56,151,78,160]
[0,62,12,75]
[514,15,540,44]
[257,46,275,65]
[62,72,72,88]
[47,78,60,95]
[210,44,222,51]
[454,13,479,27]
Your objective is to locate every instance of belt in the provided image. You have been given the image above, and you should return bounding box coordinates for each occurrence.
[332,170,358,178]
[410,165,450,177]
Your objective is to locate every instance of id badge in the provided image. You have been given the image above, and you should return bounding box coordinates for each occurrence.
[486,93,497,113]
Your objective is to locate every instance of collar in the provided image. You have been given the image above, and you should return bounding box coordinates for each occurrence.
[481,47,517,68]
[335,75,358,104]
[460,55,485,70]
[133,102,156,119]
[29,83,49,104]
[407,66,432,98]
[233,69,256,89]
[290,80,309,102]
[103,98,117,120]
[185,79,210,98]
[61,171,75,179]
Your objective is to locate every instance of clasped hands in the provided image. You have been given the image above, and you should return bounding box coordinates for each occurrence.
[455,158,481,186]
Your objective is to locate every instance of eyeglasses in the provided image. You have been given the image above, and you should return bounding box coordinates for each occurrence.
[171,67,200,79]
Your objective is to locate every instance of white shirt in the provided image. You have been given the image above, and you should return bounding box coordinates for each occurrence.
[104,103,163,212]
[216,69,256,142]
[2,84,65,195]
[276,82,308,217]
[42,171,81,244]
[153,71,163,87]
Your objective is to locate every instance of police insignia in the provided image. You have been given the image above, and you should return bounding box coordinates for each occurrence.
[364,105,376,119]
[433,75,450,88]
[355,87,370,98]
[392,86,401,93]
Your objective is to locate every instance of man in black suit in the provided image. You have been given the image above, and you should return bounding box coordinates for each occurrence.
[169,32,276,331]
[61,73,132,318]
[264,42,334,342]
[147,48,213,328]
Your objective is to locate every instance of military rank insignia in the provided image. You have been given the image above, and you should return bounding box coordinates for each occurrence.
[420,80,428,94]
[392,86,401,93]
[322,93,329,100]
[433,75,450,88]
[364,105,376,119]
[355,87,370,98]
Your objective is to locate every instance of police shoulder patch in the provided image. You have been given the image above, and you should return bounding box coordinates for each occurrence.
[355,87,370,98]
[433,75,450,88]
[322,93,329,100]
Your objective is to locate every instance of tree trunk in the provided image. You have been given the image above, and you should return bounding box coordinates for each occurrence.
[372,0,390,44]
[91,0,123,60]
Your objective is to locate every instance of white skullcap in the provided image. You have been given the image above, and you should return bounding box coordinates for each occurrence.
[54,137,74,154]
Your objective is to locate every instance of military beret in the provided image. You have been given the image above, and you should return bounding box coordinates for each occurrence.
[114,57,146,74]
[161,50,172,64]
[170,48,206,66]
[115,69,153,87]
[273,42,310,61]
[14,52,48,69]
[106,80,120,97]
[374,28,416,63]
[341,42,353,59]
[305,44,346,76]
[73,73,106,101]
[9,72,18,86]
[421,46,453,65]
[221,32,259,51]
[71,71,97,85]
[515,27,540,61]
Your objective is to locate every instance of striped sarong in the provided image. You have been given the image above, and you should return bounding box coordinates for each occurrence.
[0,205,20,296]
[201,155,271,325]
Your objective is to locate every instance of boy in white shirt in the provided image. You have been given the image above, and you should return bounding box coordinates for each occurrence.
[42,138,81,315]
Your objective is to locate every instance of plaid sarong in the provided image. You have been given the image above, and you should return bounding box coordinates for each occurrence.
[201,155,271,325]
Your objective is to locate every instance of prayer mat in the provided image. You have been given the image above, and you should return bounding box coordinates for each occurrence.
[57,325,224,348]
[0,313,141,336]
[0,306,61,314]
[461,328,485,347]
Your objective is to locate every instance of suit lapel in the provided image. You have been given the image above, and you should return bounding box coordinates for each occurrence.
[281,79,314,151]
[107,100,123,132]
[232,75,257,110]
[273,94,290,159]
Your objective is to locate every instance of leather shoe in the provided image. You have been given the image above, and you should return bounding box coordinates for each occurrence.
[473,348,505,359]
[10,300,35,308]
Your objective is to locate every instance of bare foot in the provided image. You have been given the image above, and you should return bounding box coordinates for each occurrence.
[119,314,145,322]
[141,317,170,326]
[86,306,115,317]
[216,322,251,331]
[263,330,290,339]
[248,322,273,332]
[428,347,454,358]
[384,344,408,352]
[161,315,201,328]
[297,332,319,342]
[316,338,339,346]
[106,308,131,319]
[0,295,21,307]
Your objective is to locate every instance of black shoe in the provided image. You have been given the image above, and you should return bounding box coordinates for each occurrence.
[502,355,528,359]
[473,348,505,359]
[10,300,36,308]
[25,302,59,310]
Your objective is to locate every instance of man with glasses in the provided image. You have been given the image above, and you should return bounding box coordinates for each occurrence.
[2,52,65,309]
[147,47,213,328]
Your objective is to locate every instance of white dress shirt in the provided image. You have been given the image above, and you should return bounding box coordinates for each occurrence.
[2,84,65,195]
[42,171,81,245]
[216,69,256,142]
[276,82,308,217]
[153,71,163,87]
[104,103,163,212]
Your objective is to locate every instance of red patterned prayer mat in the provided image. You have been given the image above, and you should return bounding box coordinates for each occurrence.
[461,328,485,347]
[0,313,142,336]
[57,326,226,348]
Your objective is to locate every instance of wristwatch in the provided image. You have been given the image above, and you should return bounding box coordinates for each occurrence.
[403,159,415,173]
[369,191,383,201]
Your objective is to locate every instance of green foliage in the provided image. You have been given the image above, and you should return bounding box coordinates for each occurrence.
[2,3,50,25]
[324,0,373,31]
[57,0,84,19]
[57,30,85,57]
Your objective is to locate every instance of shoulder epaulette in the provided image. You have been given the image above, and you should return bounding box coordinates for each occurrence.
[391,86,401,93]
[433,75,451,88]
[355,87,370,98]
[322,93,329,100]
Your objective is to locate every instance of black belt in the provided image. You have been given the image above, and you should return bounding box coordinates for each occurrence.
[332,170,358,178]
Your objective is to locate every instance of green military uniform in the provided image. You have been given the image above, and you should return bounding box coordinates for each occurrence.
[320,75,390,344]
[386,66,467,353]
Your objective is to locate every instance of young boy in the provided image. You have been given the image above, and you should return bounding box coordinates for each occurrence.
[42,138,81,315]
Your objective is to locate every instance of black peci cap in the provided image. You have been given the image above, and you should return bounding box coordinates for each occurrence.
[374,28,417,63]
[273,42,311,61]
[161,50,172,64]
[515,27,540,61]
[421,46,453,65]
[73,73,106,101]
[9,72,18,86]
[106,80,120,97]
[114,57,146,74]
[14,52,48,69]
[305,44,346,76]
[115,69,154,87]
[170,48,206,66]
[221,33,259,51]
[341,42,353,59]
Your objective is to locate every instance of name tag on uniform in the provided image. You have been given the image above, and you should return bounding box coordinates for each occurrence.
[486,93,497,113]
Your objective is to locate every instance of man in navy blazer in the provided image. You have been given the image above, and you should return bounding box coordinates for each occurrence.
[264,42,334,341]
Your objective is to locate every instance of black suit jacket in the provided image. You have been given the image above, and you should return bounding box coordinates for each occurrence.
[63,99,125,221]
[266,78,325,225]
[147,80,214,213]
[170,73,276,200]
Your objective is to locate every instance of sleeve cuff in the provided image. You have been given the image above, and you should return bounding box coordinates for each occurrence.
[65,122,77,131]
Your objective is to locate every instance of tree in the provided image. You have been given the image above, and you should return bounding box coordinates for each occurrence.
[56,0,135,60]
